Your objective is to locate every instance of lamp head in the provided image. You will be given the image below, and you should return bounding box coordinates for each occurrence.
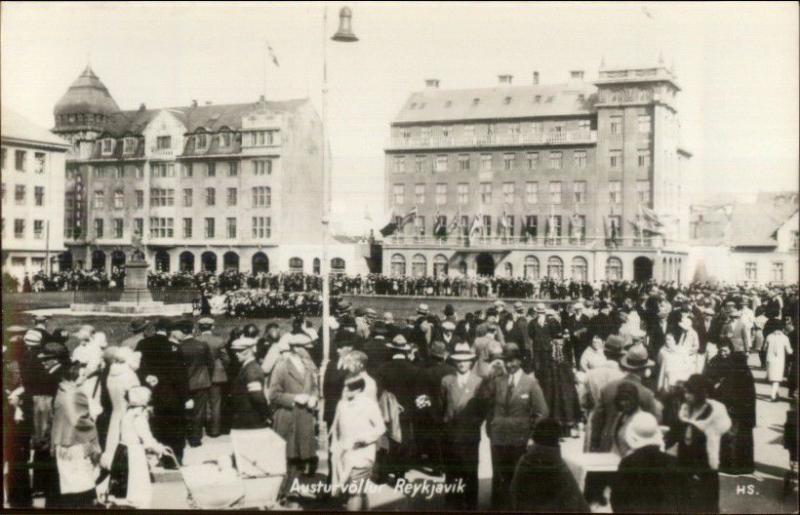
[332,6,358,42]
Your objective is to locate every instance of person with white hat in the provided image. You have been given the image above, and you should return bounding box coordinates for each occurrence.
[229,336,271,430]
[269,332,320,503]
[610,411,684,513]
[440,341,484,510]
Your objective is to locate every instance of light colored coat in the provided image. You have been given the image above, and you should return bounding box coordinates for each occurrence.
[765,331,793,382]
[101,363,141,468]
[268,353,320,460]
[119,406,162,508]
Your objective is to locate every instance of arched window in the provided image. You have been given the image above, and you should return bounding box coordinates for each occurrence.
[180,251,196,272]
[524,256,540,280]
[154,250,170,272]
[252,252,269,274]
[223,252,240,271]
[313,258,321,275]
[504,262,513,278]
[547,256,563,280]
[289,257,303,273]
[412,254,427,278]
[331,258,346,275]
[571,256,588,282]
[201,252,217,273]
[390,254,406,277]
[91,250,106,272]
[606,257,623,281]
[433,254,449,277]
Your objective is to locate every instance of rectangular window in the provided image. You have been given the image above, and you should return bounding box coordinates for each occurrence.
[94,219,104,239]
[421,127,431,143]
[525,215,538,238]
[34,186,44,206]
[481,154,492,171]
[206,187,216,206]
[392,184,404,206]
[182,163,193,178]
[772,262,784,282]
[31,257,45,270]
[637,150,651,168]
[14,185,25,205]
[204,218,215,238]
[552,215,562,237]
[149,163,175,177]
[123,138,136,155]
[156,136,171,149]
[526,152,539,170]
[610,116,622,135]
[252,216,272,239]
[609,215,622,238]
[253,160,272,176]
[34,152,46,174]
[637,180,650,204]
[15,150,26,171]
[609,150,622,169]
[578,119,591,131]
[415,155,426,173]
[745,262,757,282]
[483,215,492,237]
[102,139,114,155]
[457,183,469,205]
[133,218,143,237]
[14,219,25,238]
[460,215,470,236]
[435,183,447,206]
[503,182,515,204]
[207,162,216,177]
[464,125,475,142]
[112,190,123,208]
[526,182,538,204]
[573,181,587,204]
[480,182,492,204]
[574,151,587,169]
[394,156,406,173]
[227,217,237,239]
[252,186,271,207]
[638,114,651,133]
[414,215,426,236]
[609,181,622,204]
[196,134,208,149]
[93,190,104,208]
[33,220,44,239]
[183,218,193,239]
[503,153,515,171]
[531,122,543,133]
[227,187,237,206]
[183,188,192,207]
[458,154,471,171]
[435,155,448,173]
[228,161,238,177]
[219,132,231,147]
[549,151,562,169]
[573,215,587,240]
[549,181,562,204]
[415,184,425,204]
[113,218,123,239]
[148,218,174,239]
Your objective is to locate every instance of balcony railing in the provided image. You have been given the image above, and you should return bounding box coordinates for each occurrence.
[384,234,664,249]
[149,147,175,159]
[388,130,597,150]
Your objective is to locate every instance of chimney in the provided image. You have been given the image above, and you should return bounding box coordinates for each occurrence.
[532,71,539,85]
[138,103,146,111]
[570,70,585,81]
[191,99,198,108]
[498,74,513,85]
[424,79,440,89]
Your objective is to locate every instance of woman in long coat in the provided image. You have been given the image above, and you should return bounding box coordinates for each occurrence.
[538,327,581,436]
[765,326,793,401]
[269,334,320,501]
[101,347,141,470]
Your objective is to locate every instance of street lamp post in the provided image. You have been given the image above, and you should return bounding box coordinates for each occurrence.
[320,5,357,431]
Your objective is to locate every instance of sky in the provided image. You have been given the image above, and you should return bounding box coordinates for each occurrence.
[2,1,798,233]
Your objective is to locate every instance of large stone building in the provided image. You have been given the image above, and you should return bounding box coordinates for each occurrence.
[688,192,799,285]
[53,66,366,276]
[1,107,70,285]
[382,63,691,283]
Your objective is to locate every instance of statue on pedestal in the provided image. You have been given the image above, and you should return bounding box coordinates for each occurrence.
[131,232,146,263]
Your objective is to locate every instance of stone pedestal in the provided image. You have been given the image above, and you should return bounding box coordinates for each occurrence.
[120,261,153,304]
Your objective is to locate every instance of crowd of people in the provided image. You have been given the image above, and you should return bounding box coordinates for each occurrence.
[3,281,798,511]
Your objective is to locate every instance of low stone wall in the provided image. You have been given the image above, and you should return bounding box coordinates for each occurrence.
[3,291,74,312]
[340,294,572,320]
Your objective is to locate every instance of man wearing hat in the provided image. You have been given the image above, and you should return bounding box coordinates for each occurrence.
[174,320,213,447]
[411,304,433,361]
[362,322,390,375]
[354,307,371,341]
[374,334,420,483]
[436,321,457,351]
[507,301,531,351]
[228,336,271,430]
[440,342,485,510]
[121,319,149,350]
[579,335,626,416]
[527,303,557,375]
[720,299,751,355]
[485,342,549,509]
[269,333,320,501]
[587,345,662,453]
[415,340,455,475]
[138,318,189,465]
[196,317,228,438]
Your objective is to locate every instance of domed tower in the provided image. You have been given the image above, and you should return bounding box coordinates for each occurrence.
[52,65,120,148]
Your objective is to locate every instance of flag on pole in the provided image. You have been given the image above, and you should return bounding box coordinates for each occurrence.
[470,213,483,236]
[433,209,446,237]
[401,206,418,228]
[547,204,556,240]
[379,208,398,237]
[266,42,280,67]
[500,211,509,233]
[448,208,461,234]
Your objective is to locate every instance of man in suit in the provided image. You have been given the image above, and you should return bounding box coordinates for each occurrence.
[647,299,672,358]
[508,302,532,351]
[721,299,751,355]
[588,344,662,453]
[440,342,487,510]
[195,317,228,438]
[175,320,214,447]
[121,319,148,350]
[363,321,390,375]
[486,343,549,509]
[528,303,558,375]
[415,340,455,475]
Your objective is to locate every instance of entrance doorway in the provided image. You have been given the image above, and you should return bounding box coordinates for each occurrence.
[476,253,495,276]
[634,256,653,282]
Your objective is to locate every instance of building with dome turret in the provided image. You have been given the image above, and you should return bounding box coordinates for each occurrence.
[53,65,367,276]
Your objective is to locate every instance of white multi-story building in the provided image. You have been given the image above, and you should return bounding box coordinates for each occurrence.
[1,107,70,286]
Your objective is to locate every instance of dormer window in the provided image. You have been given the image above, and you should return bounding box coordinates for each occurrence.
[156,136,171,150]
[101,138,114,155]
[219,131,231,147]
[123,137,137,155]
[196,133,207,149]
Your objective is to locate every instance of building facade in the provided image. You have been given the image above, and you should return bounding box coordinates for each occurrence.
[383,64,691,283]
[1,108,70,284]
[53,66,366,276]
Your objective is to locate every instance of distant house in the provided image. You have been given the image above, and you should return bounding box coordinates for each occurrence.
[688,192,798,285]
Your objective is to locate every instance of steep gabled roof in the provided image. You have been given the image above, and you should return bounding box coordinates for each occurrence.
[1,107,70,147]
[728,192,799,247]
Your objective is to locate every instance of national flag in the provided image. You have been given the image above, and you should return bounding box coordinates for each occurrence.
[470,213,483,236]
[547,204,557,240]
[400,206,418,228]
[570,213,582,239]
[379,208,397,237]
[500,211,509,231]
[641,204,664,227]
[266,42,280,67]
[433,210,446,237]
[448,209,461,234]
